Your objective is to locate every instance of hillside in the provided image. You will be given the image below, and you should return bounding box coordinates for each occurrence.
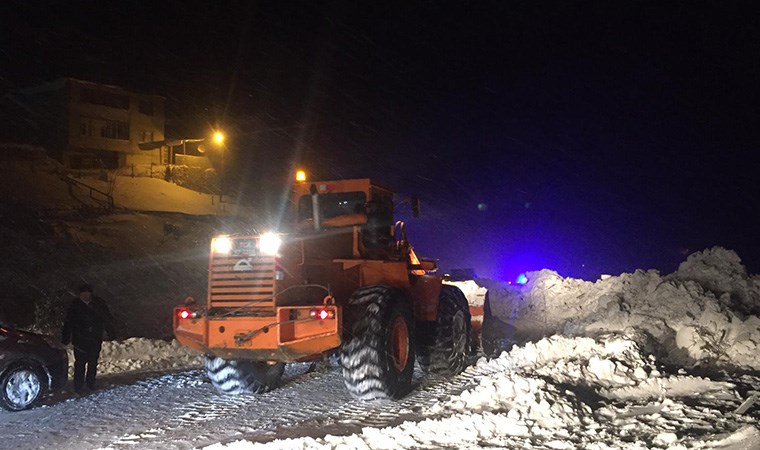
[0,149,256,338]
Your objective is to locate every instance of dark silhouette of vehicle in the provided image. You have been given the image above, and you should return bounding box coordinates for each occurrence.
[0,325,68,411]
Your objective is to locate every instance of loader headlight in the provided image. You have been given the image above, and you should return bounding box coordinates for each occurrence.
[259,232,282,256]
[212,236,232,255]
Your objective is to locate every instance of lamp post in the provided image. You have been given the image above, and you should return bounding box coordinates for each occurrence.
[213,131,225,203]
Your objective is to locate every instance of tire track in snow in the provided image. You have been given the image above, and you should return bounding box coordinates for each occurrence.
[103,361,484,449]
[104,363,334,448]
[213,364,486,446]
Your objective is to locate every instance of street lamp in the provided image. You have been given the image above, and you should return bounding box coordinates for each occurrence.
[212,130,225,203]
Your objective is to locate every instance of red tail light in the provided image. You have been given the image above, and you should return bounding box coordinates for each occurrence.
[309,308,335,320]
[178,309,192,319]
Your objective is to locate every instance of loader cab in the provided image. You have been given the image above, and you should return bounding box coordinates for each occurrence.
[296,190,368,224]
[291,179,396,258]
[292,179,394,230]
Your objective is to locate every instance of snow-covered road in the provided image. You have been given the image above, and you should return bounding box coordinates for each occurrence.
[0,360,487,449]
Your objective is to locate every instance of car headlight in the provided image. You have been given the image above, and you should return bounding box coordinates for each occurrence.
[259,232,282,256]
[212,236,232,255]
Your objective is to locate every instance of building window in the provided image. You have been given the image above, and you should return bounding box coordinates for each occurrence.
[80,87,130,109]
[138,100,154,115]
[80,116,130,141]
[100,120,130,140]
[139,131,154,143]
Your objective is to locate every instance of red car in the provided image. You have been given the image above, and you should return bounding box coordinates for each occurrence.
[0,325,68,411]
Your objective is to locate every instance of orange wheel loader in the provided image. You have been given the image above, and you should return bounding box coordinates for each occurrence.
[174,177,476,400]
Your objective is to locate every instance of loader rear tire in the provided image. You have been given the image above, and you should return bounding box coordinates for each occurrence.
[205,356,285,395]
[341,286,415,400]
[421,285,472,375]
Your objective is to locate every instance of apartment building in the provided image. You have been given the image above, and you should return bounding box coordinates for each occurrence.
[0,78,165,169]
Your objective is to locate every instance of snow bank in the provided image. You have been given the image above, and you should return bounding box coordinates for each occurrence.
[482,247,760,370]
[67,338,202,377]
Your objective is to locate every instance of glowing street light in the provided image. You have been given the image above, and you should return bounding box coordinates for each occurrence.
[295,169,307,182]
[210,130,226,204]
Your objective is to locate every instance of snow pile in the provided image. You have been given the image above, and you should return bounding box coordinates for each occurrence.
[444,279,487,307]
[482,247,760,370]
[204,249,760,449]
[67,338,202,377]
[672,247,760,315]
[426,335,745,449]
[206,334,759,449]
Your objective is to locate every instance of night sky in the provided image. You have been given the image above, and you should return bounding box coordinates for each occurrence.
[3,1,759,279]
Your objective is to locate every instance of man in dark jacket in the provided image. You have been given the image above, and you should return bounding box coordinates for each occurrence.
[62,284,116,393]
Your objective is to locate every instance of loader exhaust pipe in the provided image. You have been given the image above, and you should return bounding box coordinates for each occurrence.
[310,183,321,231]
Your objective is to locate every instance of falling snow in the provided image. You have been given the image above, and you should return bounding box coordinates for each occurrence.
[0,153,758,449]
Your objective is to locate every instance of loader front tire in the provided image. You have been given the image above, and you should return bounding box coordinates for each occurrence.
[205,356,285,395]
[422,285,472,375]
[341,286,415,400]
